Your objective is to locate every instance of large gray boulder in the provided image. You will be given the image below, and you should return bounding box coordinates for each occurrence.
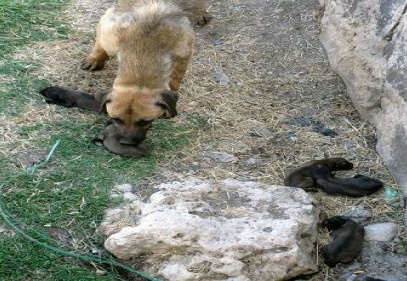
[320,0,407,220]
[99,178,319,281]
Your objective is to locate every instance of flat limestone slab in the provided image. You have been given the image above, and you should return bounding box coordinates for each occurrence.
[99,178,319,281]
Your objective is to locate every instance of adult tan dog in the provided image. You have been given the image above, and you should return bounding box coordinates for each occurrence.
[41,0,206,147]
[82,0,195,145]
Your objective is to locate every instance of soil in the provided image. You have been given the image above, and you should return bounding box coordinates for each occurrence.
[16,0,406,280]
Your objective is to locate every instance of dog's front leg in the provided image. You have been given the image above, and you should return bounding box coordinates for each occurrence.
[39,86,104,113]
[81,41,109,71]
[170,55,192,91]
[81,8,118,71]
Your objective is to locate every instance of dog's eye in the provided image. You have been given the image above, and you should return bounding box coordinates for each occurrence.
[135,119,153,127]
[111,117,124,124]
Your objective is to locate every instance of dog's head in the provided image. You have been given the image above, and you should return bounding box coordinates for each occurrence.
[97,86,178,145]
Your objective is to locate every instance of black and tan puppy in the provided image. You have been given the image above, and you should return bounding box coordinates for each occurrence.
[93,121,150,158]
[41,0,195,147]
[322,216,365,267]
[284,158,354,190]
[312,166,383,197]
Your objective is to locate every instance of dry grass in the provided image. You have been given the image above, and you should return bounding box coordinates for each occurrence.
[3,0,404,280]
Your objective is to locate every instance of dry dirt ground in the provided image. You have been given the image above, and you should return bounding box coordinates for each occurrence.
[12,0,406,280]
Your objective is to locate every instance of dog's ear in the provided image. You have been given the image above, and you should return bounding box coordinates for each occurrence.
[95,90,111,114]
[157,91,179,119]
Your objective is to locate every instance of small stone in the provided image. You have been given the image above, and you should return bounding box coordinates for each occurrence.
[244,158,258,167]
[248,127,273,139]
[340,206,372,222]
[203,151,238,163]
[115,184,133,193]
[364,223,398,242]
[213,39,226,46]
[123,192,138,201]
[95,269,107,276]
[214,68,231,86]
[287,117,313,127]
[383,186,400,205]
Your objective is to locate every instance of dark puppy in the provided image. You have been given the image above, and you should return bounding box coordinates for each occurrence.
[322,216,365,267]
[284,158,353,190]
[363,277,386,281]
[312,166,383,197]
[93,121,150,158]
[41,87,150,157]
[40,86,106,113]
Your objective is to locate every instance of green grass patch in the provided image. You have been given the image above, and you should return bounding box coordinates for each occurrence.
[0,0,68,115]
[0,235,123,281]
[0,0,203,279]
[0,0,68,58]
[0,112,200,280]
[0,54,54,115]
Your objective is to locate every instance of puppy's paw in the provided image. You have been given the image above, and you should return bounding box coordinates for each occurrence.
[39,86,76,107]
[81,56,105,71]
[92,131,106,147]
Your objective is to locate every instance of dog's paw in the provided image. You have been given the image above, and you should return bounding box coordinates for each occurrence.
[39,86,76,107]
[196,12,212,25]
[81,56,105,71]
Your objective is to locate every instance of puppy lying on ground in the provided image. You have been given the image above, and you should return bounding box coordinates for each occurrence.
[322,216,365,267]
[363,277,386,281]
[93,121,150,158]
[311,166,383,197]
[41,0,197,149]
[284,158,354,190]
[40,87,150,157]
[40,86,105,112]
[362,277,386,281]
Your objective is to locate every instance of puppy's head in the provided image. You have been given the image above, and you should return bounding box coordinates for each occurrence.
[322,216,348,232]
[328,158,354,171]
[99,86,178,145]
[93,122,150,158]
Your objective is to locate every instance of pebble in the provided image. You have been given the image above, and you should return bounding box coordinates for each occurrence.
[340,206,372,222]
[123,192,138,201]
[248,126,273,139]
[214,68,231,86]
[115,184,133,193]
[244,158,258,167]
[203,151,238,163]
[383,185,400,205]
[364,222,398,242]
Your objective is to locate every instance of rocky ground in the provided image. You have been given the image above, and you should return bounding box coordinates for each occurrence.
[25,0,406,280]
